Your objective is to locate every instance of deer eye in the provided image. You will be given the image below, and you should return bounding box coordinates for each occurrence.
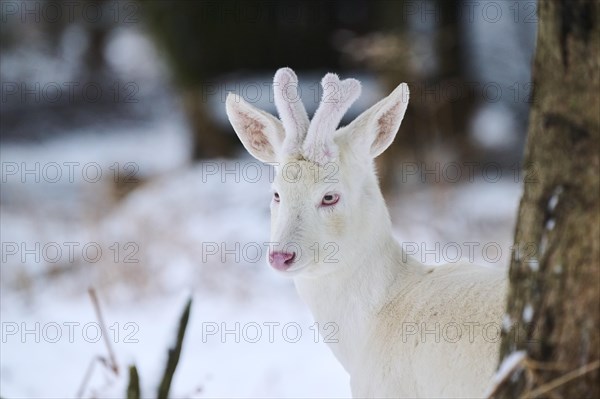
[321,193,339,206]
[273,192,280,202]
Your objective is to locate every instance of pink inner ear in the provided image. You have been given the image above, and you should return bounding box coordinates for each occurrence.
[372,101,404,153]
[240,112,273,157]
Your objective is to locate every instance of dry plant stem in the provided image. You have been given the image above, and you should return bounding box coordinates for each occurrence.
[75,356,112,398]
[488,358,600,399]
[76,288,120,398]
[88,287,119,374]
[75,356,98,398]
[521,360,600,399]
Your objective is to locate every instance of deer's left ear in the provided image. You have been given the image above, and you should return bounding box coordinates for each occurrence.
[338,83,409,158]
[226,93,285,163]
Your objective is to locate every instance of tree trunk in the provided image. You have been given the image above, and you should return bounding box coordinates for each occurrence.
[494,1,599,397]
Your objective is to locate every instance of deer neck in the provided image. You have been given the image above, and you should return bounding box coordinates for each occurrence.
[293,181,424,371]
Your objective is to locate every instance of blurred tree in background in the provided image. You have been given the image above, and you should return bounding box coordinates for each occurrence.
[342,1,480,191]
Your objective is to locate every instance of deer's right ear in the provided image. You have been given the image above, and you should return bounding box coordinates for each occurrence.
[226,93,285,163]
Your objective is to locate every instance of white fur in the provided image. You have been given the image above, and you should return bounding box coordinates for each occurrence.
[273,67,309,158]
[304,73,361,164]
[225,68,507,398]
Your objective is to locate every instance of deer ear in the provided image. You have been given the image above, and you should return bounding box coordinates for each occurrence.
[339,83,409,158]
[226,93,285,163]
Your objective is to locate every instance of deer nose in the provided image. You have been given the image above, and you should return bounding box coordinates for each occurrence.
[269,251,296,271]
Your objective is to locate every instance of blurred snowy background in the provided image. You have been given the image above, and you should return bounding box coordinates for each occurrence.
[1,0,536,397]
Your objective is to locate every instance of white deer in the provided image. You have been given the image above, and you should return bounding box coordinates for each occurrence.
[225,67,507,398]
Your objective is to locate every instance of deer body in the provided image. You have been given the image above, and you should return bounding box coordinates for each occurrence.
[296,256,506,397]
[226,68,507,397]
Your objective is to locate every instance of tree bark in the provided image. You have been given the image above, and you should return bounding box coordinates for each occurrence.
[494,1,599,397]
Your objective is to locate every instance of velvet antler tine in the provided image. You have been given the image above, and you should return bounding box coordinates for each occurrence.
[273,67,310,158]
[303,73,361,164]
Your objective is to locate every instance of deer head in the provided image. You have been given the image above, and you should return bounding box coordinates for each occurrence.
[226,68,409,277]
